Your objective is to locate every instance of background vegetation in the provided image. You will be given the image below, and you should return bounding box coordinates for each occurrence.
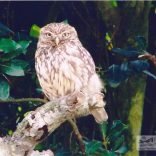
[0,1,155,156]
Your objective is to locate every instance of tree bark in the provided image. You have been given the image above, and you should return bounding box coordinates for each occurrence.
[0,92,107,156]
[96,1,151,156]
[140,7,156,156]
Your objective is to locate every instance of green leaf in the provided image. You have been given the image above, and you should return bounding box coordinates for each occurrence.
[0,62,25,76]
[0,50,23,62]
[35,143,45,151]
[85,140,102,154]
[0,22,14,36]
[30,24,41,38]
[143,70,156,79]
[112,48,141,58]
[112,135,124,151]
[0,79,10,100]
[17,40,32,54]
[0,38,21,53]
[55,151,72,156]
[100,150,116,156]
[11,59,29,69]
[107,64,128,88]
[115,145,128,154]
[110,120,123,129]
[129,60,149,73]
[108,120,128,142]
[110,0,118,8]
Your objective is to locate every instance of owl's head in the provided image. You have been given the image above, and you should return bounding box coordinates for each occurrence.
[38,22,78,47]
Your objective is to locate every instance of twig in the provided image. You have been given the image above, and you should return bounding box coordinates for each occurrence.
[68,119,86,156]
[139,53,156,66]
[0,98,46,104]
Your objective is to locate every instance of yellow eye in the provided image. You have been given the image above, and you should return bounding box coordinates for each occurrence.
[46,33,52,37]
[62,32,70,38]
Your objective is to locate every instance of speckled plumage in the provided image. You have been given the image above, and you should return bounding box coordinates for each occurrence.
[35,22,103,100]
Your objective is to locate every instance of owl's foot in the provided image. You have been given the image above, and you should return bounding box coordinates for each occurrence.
[66,91,86,112]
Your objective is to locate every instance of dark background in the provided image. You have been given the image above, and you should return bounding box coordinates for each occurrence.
[0,1,156,156]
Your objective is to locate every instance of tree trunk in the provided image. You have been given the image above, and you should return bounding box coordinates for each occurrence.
[96,1,151,156]
[140,7,156,156]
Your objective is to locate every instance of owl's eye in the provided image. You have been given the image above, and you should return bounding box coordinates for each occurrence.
[62,32,70,38]
[45,33,52,37]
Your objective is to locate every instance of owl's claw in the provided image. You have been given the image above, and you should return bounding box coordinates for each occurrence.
[67,91,86,112]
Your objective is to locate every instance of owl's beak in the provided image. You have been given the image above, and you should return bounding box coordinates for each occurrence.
[54,37,60,46]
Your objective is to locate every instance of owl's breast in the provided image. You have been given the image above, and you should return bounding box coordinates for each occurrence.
[35,48,87,100]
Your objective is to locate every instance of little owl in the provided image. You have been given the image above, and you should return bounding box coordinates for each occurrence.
[35,22,107,123]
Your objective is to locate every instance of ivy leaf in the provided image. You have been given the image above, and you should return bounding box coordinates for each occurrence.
[108,120,128,142]
[129,60,149,73]
[112,135,124,151]
[17,40,32,54]
[120,62,132,75]
[111,120,123,129]
[107,64,129,88]
[55,151,72,156]
[135,36,147,51]
[115,145,128,154]
[112,48,140,58]
[0,50,23,62]
[85,140,102,154]
[101,150,116,156]
[0,22,14,36]
[0,62,25,76]
[110,0,118,8]
[0,79,10,100]
[35,143,45,151]
[30,24,41,38]
[143,70,156,79]
[0,38,21,53]
[0,41,31,62]
[11,59,29,69]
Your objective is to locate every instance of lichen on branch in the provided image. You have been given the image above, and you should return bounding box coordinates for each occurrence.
[0,91,107,156]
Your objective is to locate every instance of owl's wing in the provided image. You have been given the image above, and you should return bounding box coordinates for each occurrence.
[69,44,96,75]
[60,44,97,91]
[77,46,96,75]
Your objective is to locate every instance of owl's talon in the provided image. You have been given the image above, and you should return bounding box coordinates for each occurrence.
[66,92,85,112]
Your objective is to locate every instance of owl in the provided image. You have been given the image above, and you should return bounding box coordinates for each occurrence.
[35,22,107,122]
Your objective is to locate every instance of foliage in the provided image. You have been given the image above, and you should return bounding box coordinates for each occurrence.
[30,24,41,38]
[0,21,154,156]
[34,120,128,156]
[0,2,155,155]
[0,30,31,100]
[106,36,156,88]
[109,0,118,8]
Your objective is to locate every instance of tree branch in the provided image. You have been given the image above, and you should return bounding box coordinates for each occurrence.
[0,91,107,156]
[139,53,156,66]
[68,119,86,155]
[0,98,47,104]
